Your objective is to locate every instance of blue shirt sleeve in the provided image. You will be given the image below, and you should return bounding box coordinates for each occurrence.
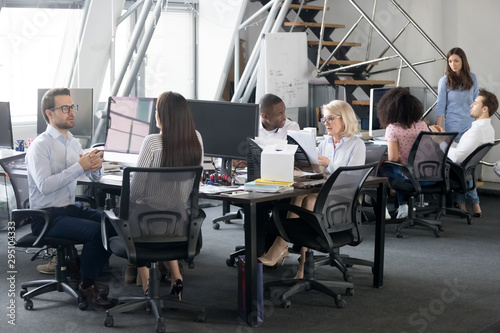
[436,76,447,117]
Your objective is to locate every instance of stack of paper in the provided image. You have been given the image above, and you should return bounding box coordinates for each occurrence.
[244,179,294,193]
[254,179,294,187]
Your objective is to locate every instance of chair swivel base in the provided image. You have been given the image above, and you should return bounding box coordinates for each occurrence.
[20,247,87,310]
[396,216,444,238]
[438,206,473,225]
[104,266,205,332]
[263,251,352,309]
[20,279,85,310]
[212,210,244,230]
[226,246,245,266]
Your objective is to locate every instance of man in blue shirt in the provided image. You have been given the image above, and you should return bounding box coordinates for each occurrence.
[26,88,115,308]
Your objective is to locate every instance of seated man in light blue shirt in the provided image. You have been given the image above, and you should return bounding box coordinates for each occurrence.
[26,88,115,308]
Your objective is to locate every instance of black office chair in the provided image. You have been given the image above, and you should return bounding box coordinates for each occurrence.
[264,163,377,309]
[2,153,95,311]
[438,140,500,224]
[101,166,206,332]
[379,131,457,238]
[359,145,388,222]
[341,145,387,270]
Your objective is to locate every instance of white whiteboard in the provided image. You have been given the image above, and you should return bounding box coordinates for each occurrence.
[257,32,309,108]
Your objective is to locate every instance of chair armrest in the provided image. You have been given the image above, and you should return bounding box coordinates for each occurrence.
[379,161,422,193]
[76,195,97,209]
[101,210,118,252]
[187,209,206,262]
[101,210,137,264]
[12,209,52,247]
[272,202,332,250]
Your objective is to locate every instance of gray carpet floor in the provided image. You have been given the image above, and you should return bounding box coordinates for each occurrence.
[1,194,500,333]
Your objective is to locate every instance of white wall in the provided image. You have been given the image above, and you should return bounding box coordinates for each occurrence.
[242,0,500,181]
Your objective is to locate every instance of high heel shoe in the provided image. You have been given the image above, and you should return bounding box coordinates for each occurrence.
[258,247,289,266]
[170,279,183,301]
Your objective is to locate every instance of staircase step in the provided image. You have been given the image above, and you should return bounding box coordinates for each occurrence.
[334,80,395,86]
[284,22,345,29]
[320,60,379,65]
[352,100,370,106]
[287,4,329,11]
[308,41,361,47]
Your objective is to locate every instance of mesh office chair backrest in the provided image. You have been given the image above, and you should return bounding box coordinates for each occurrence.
[461,141,500,180]
[0,154,29,214]
[120,166,203,243]
[314,163,376,237]
[365,145,387,176]
[407,132,457,182]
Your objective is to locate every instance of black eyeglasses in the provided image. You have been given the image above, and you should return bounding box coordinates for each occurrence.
[50,104,78,114]
[320,115,341,125]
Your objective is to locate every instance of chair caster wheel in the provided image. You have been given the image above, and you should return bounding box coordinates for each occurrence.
[78,299,88,311]
[226,257,236,266]
[196,311,206,322]
[24,299,33,310]
[434,228,441,238]
[467,217,472,225]
[343,273,353,282]
[212,223,220,230]
[396,232,404,238]
[335,298,346,308]
[346,288,354,296]
[438,225,445,232]
[280,298,291,309]
[155,322,166,333]
[104,316,114,327]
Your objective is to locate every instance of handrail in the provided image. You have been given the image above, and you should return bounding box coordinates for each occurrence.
[290,0,306,31]
[365,0,377,62]
[317,15,363,75]
[390,0,446,59]
[366,20,410,73]
[319,54,399,77]
[348,0,437,97]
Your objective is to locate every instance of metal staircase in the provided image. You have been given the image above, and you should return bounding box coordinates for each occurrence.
[232,0,447,125]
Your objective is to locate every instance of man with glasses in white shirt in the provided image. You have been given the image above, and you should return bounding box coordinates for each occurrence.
[26,88,115,308]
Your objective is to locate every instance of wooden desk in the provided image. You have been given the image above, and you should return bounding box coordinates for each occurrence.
[200,176,387,327]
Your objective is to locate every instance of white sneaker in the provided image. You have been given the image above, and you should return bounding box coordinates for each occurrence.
[396,204,408,219]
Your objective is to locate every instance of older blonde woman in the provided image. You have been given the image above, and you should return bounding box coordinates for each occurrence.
[259,100,366,279]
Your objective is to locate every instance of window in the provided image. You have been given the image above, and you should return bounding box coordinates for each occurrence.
[0,7,82,123]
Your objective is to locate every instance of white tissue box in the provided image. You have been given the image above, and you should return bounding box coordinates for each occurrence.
[261,144,298,182]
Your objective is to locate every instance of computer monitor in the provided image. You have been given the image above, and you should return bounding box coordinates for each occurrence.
[37,88,94,148]
[188,99,259,160]
[369,87,393,137]
[0,102,14,149]
[104,96,157,154]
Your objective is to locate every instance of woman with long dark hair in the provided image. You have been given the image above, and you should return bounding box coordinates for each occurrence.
[436,47,478,142]
[131,91,203,298]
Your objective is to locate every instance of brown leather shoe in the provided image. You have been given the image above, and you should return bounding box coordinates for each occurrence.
[78,284,116,308]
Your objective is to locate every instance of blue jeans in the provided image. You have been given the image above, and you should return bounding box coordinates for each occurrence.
[455,180,480,205]
[31,202,112,281]
[386,167,436,205]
